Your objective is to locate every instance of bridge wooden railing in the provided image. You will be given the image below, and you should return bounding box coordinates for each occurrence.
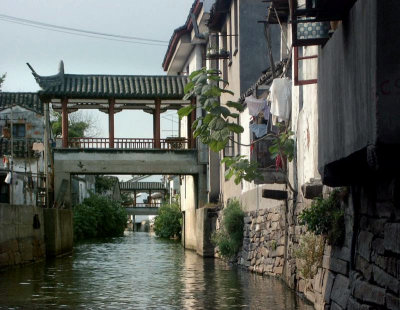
[123,202,161,208]
[62,137,191,150]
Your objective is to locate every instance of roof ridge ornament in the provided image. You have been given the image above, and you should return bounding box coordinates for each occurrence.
[27,60,65,90]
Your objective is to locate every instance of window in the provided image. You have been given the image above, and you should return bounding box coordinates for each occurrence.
[223,132,235,158]
[294,46,318,85]
[250,117,275,169]
[12,124,25,138]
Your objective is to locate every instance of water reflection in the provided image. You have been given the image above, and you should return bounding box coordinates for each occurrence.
[0,232,312,309]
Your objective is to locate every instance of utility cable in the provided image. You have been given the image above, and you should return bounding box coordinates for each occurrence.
[0,13,169,43]
[0,14,168,46]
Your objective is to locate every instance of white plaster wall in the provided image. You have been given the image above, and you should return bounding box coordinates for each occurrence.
[291,45,321,189]
[178,46,203,250]
[10,159,42,206]
[180,175,197,250]
[216,2,287,212]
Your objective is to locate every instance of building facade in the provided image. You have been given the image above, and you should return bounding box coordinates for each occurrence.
[0,92,48,206]
[166,1,400,309]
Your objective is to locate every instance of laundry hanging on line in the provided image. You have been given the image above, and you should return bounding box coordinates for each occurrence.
[245,95,267,116]
[5,172,12,184]
[249,123,268,138]
[269,78,292,125]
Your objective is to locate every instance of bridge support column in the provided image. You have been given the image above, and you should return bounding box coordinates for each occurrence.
[108,98,115,149]
[196,165,208,208]
[61,98,68,148]
[54,172,71,208]
[153,99,161,148]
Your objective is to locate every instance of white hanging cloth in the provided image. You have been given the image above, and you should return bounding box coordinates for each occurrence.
[270,78,292,122]
[245,95,267,116]
[5,172,11,184]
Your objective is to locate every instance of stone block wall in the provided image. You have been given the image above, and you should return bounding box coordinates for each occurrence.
[348,178,400,310]
[0,204,46,269]
[214,176,400,310]
[237,205,286,276]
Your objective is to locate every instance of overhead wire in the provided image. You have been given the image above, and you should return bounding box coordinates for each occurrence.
[0,13,169,46]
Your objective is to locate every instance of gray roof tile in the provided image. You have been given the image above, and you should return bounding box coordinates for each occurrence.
[35,73,189,100]
[0,92,43,114]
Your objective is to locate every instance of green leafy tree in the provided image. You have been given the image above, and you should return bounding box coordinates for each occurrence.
[95,175,117,194]
[221,155,260,185]
[51,110,99,138]
[179,68,244,151]
[0,73,6,91]
[179,68,296,188]
[74,194,127,241]
[153,202,182,239]
[211,199,244,259]
[299,189,346,245]
[179,68,258,184]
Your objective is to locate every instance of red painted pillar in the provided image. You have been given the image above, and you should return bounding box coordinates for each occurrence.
[61,98,68,148]
[154,99,161,148]
[109,99,115,149]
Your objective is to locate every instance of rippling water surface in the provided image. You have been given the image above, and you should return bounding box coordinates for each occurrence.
[0,232,313,309]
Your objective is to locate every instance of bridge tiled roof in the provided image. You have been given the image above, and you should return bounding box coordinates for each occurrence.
[30,62,189,100]
[0,92,43,114]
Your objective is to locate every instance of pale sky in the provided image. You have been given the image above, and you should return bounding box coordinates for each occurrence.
[0,0,192,138]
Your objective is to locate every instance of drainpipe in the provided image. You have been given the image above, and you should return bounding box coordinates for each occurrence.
[44,101,50,208]
[10,105,13,205]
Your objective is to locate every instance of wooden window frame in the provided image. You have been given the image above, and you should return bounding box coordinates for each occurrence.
[294,46,318,86]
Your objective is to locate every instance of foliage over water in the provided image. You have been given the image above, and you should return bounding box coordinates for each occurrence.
[73,194,127,241]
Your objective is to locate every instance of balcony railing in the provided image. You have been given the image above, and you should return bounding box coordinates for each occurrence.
[0,138,42,158]
[123,202,161,208]
[61,137,191,150]
[290,0,357,46]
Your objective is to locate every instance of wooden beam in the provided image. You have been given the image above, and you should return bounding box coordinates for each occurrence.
[109,98,115,149]
[61,98,68,148]
[154,99,161,148]
[262,189,288,200]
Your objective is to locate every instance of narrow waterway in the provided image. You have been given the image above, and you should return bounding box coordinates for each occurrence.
[0,232,313,309]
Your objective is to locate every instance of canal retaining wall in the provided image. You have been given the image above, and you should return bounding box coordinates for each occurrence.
[0,204,46,269]
[0,205,74,269]
[214,176,400,310]
[43,208,73,257]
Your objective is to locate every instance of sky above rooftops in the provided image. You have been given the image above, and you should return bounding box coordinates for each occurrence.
[0,0,192,137]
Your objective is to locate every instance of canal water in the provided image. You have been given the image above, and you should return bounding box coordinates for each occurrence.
[0,232,313,309]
